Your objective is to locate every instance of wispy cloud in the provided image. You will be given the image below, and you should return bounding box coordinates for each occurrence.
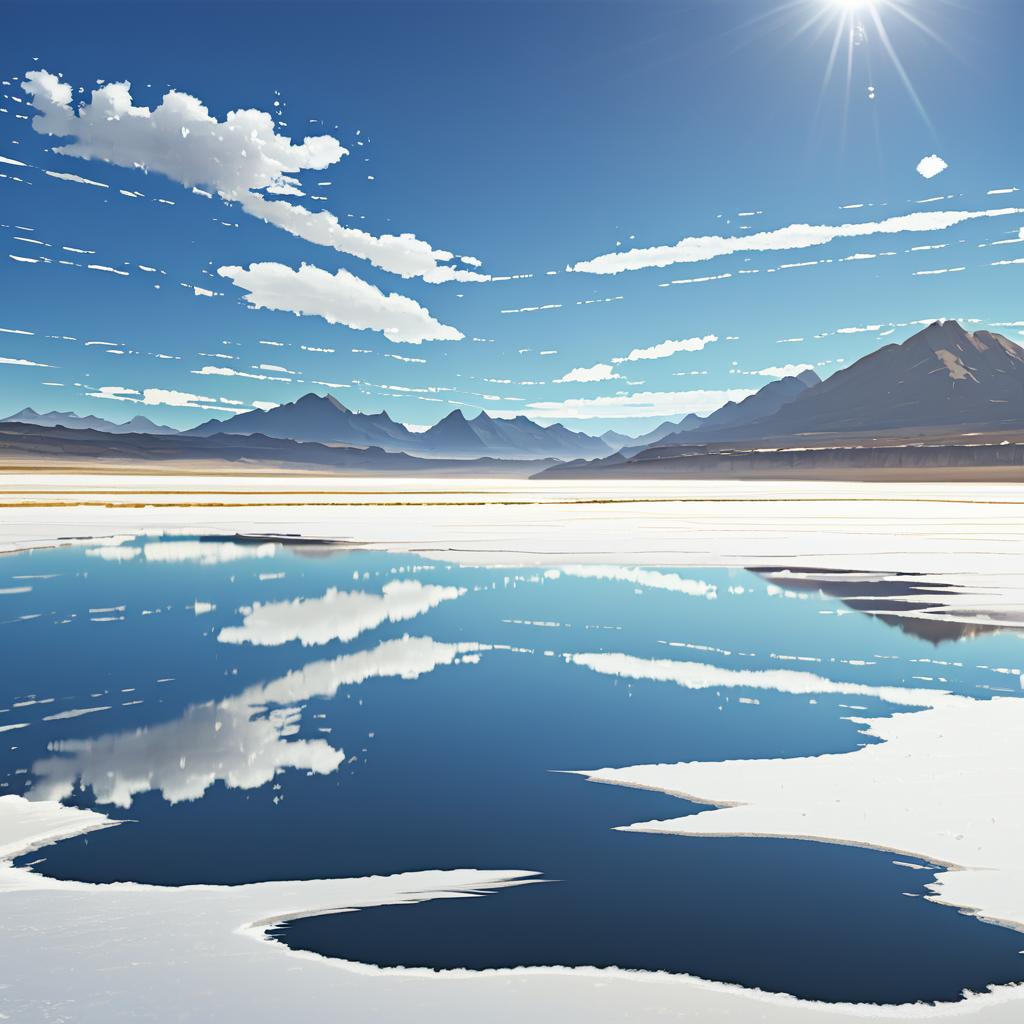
[87,385,243,413]
[497,388,754,421]
[569,207,1024,275]
[217,262,463,344]
[613,334,717,363]
[0,355,53,368]
[552,334,717,387]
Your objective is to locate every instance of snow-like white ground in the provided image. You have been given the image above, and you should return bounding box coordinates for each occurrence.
[4,475,1024,629]
[3,474,1024,1021]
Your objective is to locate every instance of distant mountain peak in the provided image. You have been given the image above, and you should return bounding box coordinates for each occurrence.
[704,320,1024,437]
[293,392,350,414]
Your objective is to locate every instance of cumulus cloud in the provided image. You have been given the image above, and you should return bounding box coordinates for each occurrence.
[217,261,463,344]
[501,388,755,421]
[916,154,948,180]
[554,362,620,384]
[21,70,485,284]
[569,207,1024,275]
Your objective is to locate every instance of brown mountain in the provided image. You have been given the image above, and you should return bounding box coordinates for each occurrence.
[723,320,1024,438]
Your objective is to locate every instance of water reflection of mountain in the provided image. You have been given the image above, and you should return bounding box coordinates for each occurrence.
[750,567,1009,644]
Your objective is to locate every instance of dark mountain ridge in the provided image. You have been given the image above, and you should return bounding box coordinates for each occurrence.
[621,369,821,455]
[707,321,1024,439]
[0,420,556,476]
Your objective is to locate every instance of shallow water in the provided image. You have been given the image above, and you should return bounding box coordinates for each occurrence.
[2,535,1022,1003]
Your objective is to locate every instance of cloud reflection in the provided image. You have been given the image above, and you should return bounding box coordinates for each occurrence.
[32,637,485,808]
[218,580,465,648]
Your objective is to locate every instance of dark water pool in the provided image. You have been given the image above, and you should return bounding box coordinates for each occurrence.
[2,535,1022,1003]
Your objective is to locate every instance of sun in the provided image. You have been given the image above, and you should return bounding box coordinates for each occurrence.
[829,0,880,10]
[805,0,938,129]
[740,1,947,134]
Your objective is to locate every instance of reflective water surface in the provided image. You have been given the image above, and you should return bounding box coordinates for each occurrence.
[2,535,1023,1003]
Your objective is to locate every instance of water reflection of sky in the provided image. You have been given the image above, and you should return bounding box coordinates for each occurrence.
[2,536,1023,1003]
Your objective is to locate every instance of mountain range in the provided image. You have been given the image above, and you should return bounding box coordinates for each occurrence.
[185,394,612,460]
[6,321,1024,478]
[1,408,178,435]
[617,369,821,456]
[0,420,557,476]
[718,319,1024,438]
[537,321,1024,479]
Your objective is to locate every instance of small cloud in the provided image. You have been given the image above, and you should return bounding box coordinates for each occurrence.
[748,363,815,378]
[555,363,620,384]
[916,154,948,180]
[0,355,53,368]
[615,334,717,363]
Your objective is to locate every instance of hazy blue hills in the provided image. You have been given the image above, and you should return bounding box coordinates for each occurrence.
[1,407,178,435]
[188,394,613,460]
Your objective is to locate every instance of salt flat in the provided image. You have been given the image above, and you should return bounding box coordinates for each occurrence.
[2,472,1024,1022]
[4,473,1024,628]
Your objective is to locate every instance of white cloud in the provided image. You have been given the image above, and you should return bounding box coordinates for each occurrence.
[552,334,717,386]
[500,303,563,314]
[614,334,717,363]
[554,363,620,384]
[916,154,948,180]
[217,579,464,647]
[88,385,242,413]
[217,261,463,344]
[240,192,487,284]
[45,169,108,188]
[192,365,292,382]
[569,207,1024,275]
[501,388,755,421]
[22,70,484,283]
[0,355,53,368]
[749,363,815,378]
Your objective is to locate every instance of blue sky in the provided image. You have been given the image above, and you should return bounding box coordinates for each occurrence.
[1,0,1023,434]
